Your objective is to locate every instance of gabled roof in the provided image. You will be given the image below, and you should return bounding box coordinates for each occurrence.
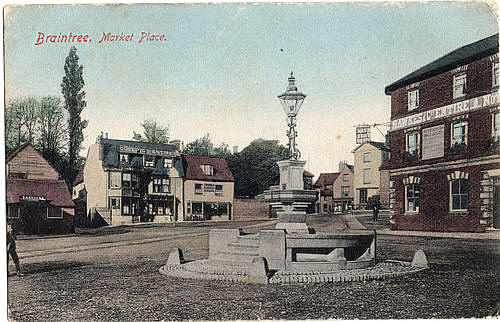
[313,173,340,187]
[181,154,235,182]
[303,170,314,177]
[385,34,499,94]
[7,178,75,207]
[6,143,30,163]
[352,141,389,153]
[73,165,84,186]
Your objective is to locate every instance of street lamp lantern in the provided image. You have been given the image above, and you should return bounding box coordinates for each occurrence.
[277,72,307,160]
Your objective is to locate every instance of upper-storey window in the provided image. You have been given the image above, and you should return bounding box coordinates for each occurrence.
[201,164,214,176]
[120,154,129,163]
[363,152,370,163]
[406,131,419,156]
[451,120,468,148]
[493,61,499,88]
[343,174,349,182]
[163,158,173,168]
[109,172,121,188]
[453,73,466,99]
[144,155,155,167]
[122,173,131,188]
[408,89,419,110]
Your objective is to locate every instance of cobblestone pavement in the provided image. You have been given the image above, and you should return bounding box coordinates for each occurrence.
[7,216,500,320]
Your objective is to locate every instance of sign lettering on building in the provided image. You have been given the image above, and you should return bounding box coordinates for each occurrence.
[390,92,499,131]
[422,124,444,160]
[20,196,46,201]
[119,145,176,157]
[356,126,371,144]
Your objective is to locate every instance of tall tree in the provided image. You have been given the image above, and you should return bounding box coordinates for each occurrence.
[61,46,88,182]
[133,119,169,144]
[37,96,67,154]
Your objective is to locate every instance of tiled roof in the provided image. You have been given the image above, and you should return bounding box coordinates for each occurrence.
[385,34,499,94]
[352,141,389,153]
[320,189,333,197]
[303,170,314,177]
[313,173,339,187]
[181,154,235,182]
[73,165,84,186]
[6,143,30,163]
[7,178,75,207]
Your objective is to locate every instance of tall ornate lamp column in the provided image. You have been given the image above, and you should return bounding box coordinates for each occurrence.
[271,73,317,233]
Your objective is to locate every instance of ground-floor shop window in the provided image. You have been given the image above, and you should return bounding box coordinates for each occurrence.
[110,197,120,209]
[450,178,468,211]
[47,207,63,219]
[359,189,368,204]
[8,205,20,218]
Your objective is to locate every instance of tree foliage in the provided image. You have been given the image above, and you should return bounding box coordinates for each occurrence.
[61,46,88,183]
[229,139,289,198]
[183,133,230,158]
[133,119,169,144]
[5,96,70,179]
[183,135,288,198]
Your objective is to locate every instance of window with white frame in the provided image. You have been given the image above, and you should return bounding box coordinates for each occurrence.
[201,164,214,176]
[109,172,121,188]
[405,184,419,212]
[453,73,466,99]
[195,183,203,194]
[120,153,129,163]
[493,112,500,140]
[110,197,120,209]
[204,184,215,192]
[131,174,138,189]
[341,186,349,197]
[450,178,468,211]
[408,89,419,110]
[153,177,170,193]
[343,174,349,182]
[363,169,371,184]
[363,152,370,163]
[122,198,130,215]
[122,173,131,188]
[493,61,499,88]
[451,120,467,147]
[144,155,155,167]
[163,158,173,168]
[215,185,223,195]
[406,131,419,155]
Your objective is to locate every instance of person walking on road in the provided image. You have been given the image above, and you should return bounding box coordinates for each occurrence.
[7,224,23,277]
[372,204,379,222]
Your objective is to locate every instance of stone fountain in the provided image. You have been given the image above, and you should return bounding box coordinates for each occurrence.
[160,73,428,283]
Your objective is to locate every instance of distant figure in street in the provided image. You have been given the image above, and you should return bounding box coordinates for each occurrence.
[372,204,379,222]
[7,224,23,276]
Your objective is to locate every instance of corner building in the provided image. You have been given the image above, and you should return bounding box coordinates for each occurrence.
[384,34,500,232]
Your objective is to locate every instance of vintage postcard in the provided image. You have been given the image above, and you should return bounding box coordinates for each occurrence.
[3,2,500,320]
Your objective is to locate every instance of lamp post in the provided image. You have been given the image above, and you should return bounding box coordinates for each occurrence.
[278,72,307,160]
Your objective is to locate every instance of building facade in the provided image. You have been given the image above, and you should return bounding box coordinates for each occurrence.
[74,135,235,225]
[384,34,500,232]
[314,173,339,214]
[6,144,75,234]
[181,154,235,221]
[332,162,354,211]
[353,142,390,209]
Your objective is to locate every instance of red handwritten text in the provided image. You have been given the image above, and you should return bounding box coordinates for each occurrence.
[138,32,167,44]
[34,32,90,46]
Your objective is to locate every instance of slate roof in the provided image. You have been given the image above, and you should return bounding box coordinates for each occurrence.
[6,143,30,163]
[313,173,340,187]
[352,141,389,153]
[7,178,75,207]
[181,154,235,182]
[385,34,499,94]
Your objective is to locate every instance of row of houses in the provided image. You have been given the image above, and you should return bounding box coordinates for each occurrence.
[6,136,236,233]
[314,142,390,214]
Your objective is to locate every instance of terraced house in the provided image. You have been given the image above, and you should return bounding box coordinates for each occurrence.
[384,34,500,232]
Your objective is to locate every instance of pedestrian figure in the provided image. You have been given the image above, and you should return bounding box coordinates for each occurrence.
[7,224,23,277]
[372,204,379,222]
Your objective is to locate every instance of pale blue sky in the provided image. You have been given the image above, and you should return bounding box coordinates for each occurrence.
[4,3,498,177]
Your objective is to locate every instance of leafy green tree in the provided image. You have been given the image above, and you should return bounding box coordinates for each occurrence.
[61,46,88,183]
[228,139,289,198]
[133,119,169,144]
[183,133,225,157]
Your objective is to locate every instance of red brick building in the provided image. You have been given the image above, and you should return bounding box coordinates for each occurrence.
[384,34,499,232]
